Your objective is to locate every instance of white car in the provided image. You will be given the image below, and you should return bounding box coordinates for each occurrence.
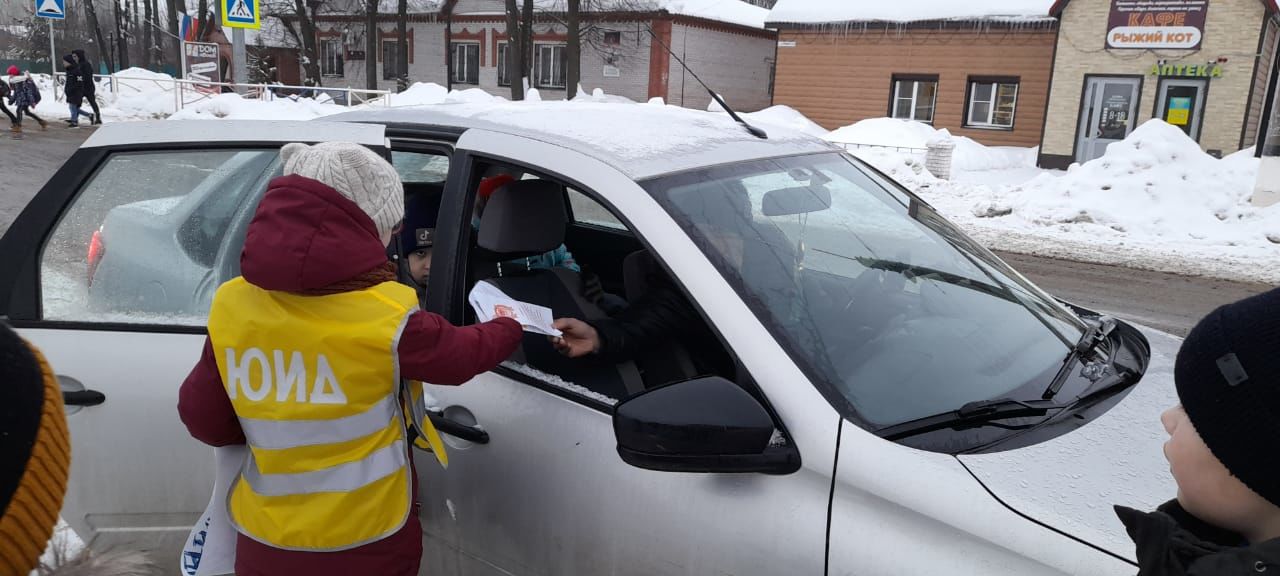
[0,103,1181,575]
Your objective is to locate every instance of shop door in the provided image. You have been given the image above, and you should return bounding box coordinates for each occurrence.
[1077,77,1142,163]
[1156,79,1207,140]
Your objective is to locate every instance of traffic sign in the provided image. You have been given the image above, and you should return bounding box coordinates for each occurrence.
[222,0,260,29]
[36,0,65,20]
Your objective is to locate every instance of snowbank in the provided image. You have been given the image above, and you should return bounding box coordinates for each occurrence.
[767,0,1055,23]
[168,92,344,121]
[826,117,1036,171]
[743,105,829,137]
[883,120,1280,283]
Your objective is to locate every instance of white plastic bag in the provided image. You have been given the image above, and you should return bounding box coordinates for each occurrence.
[179,445,246,576]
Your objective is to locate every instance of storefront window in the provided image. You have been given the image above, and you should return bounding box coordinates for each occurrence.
[967,80,1018,129]
[892,76,938,123]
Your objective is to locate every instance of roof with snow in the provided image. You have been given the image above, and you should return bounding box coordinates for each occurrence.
[328,102,833,178]
[455,0,769,30]
[766,0,1057,25]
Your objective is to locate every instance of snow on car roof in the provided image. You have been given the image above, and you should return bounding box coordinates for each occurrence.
[330,101,835,180]
[82,120,388,149]
[767,0,1056,24]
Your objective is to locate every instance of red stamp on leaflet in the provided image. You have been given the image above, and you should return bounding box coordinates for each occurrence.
[494,304,518,320]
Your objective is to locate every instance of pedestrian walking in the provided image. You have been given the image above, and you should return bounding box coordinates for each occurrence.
[72,49,102,124]
[62,55,95,128]
[7,66,48,139]
[1114,287,1280,575]
[0,77,18,139]
[177,142,523,576]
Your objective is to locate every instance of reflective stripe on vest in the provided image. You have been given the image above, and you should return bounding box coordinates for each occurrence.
[208,278,423,551]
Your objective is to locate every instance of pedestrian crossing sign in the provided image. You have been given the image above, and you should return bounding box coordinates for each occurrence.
[222,0,260,29]
[36,0,65,20]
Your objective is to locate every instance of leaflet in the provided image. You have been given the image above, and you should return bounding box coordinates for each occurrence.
[467,281,563,337]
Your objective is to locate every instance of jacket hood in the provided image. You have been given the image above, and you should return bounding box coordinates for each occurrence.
[72,49,87,61]
[240,174,391,292]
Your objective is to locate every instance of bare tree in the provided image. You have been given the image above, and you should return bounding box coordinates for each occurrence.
[114,0,130,68]
[504,0,521,100]
[166,0,182,67]
[197,0,211,41]
[566,0,579,99]
[396,0,408,91]
[85,0,115,72]
[364,0,377,89]
[521,0,532,88]
[292,0,322,86]
[142,0,153,67]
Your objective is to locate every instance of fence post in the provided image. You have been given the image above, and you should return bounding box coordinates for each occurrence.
[925,131,956,181]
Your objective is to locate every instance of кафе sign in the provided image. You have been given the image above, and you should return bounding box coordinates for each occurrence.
[1107,0,1210,50]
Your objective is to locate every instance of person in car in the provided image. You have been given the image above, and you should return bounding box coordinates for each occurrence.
[1114,287,1280,575]
[475,172,580,273]
[399,191,437,293]
[177,142,523,576]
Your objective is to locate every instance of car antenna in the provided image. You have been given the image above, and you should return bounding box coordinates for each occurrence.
[644,25,768,140]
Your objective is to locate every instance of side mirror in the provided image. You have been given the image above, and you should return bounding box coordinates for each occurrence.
[612,377,800,475]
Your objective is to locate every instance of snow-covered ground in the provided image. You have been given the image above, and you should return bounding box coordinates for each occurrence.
[22,68,1279,283]
[843,119,1279,284]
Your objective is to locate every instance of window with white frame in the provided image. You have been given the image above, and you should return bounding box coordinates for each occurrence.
[497,42,510,86]
[891,76,938,123]
[451,43,479,85]
[534,43,567,89]
[966,79,1019,129]
[320,39,343,77]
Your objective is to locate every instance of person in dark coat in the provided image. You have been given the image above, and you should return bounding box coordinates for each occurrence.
[71,50,101,124]
[1114,287,1280,575]
[0,78,17,138]
[61,55,94,128]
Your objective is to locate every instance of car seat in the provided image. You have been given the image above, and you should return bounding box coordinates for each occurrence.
[475,179,644,400]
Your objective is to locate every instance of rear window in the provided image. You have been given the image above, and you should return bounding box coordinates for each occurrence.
[41,149,277,326]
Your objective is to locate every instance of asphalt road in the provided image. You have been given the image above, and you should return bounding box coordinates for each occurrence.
[1,125,1270,337]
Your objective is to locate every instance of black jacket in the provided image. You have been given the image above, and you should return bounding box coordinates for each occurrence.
[72,50,95,95]
[63,58,84,102]
[1116,500,1280,575]
[589,266,733,381]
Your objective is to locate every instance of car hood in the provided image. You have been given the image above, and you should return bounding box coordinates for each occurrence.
[956,325,1180,562]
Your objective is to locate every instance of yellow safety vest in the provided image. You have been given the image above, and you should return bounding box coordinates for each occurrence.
[208,278,448,551]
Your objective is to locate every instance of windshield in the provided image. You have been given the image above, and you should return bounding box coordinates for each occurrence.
[643,152,1086,429]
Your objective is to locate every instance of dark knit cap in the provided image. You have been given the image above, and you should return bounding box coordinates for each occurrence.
[1175,287,1280,507]
[0,322,72,575]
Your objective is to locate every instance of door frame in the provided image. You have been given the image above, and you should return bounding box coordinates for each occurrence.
[1072,74,1145,164]
[1152,76,1210,142]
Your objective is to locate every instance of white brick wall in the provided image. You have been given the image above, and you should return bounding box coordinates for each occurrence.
[666,23,774,112]
[1042,0,1269,158]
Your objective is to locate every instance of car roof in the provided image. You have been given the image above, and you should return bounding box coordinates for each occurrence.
[328,102,836,180]
[81,120,388,149]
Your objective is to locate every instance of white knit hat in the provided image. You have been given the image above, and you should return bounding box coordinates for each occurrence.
[280,142,404,238]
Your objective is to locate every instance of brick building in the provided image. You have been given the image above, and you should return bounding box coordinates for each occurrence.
[766,1,1059,148]
[1038,0,1280,168]
[311,0,777,111]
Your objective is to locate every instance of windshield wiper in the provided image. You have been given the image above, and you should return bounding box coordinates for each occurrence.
[1041,316,1117,400]
[879,398,1060,441]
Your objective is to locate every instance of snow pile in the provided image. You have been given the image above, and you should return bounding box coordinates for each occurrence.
[897,120,1280,283]
[708,99,829,137]
[28,69,180,122]
[767,0,1055,24]
[168,92,344,121]
[827,117,1036,171]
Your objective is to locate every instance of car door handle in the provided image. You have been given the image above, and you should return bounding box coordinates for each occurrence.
[427,409,490,444]
[63,389,106,407]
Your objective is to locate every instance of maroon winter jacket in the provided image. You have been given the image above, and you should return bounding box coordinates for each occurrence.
[177,174,522,576]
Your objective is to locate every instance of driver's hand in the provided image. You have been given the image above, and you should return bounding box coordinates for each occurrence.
[550,318,600,358]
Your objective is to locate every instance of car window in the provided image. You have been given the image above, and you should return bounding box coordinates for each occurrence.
[464,163,733,407]
[41,149,277,326]
[567,188,626,231]
[392,151,450,183]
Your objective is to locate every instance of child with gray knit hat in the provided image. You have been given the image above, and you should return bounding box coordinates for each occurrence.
[1115,287,1280,575]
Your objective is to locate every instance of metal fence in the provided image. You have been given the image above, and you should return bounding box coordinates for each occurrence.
[50,72,392,111]
[833,142,929,156]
